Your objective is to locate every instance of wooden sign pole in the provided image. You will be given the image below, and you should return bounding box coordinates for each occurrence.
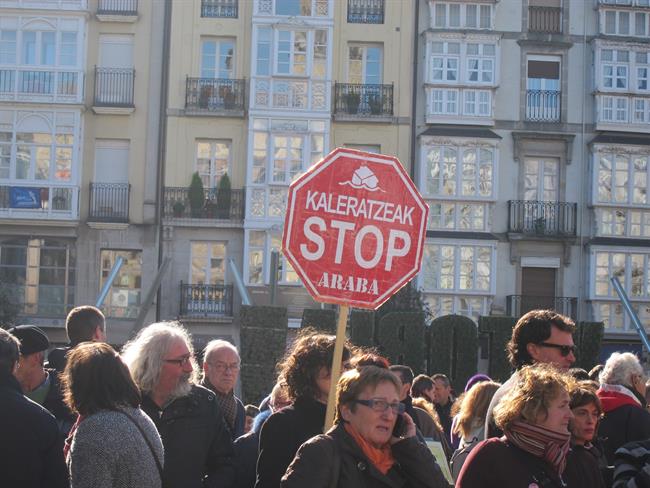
[323,304,349,431]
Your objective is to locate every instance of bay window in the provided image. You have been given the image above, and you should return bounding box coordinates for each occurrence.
[259,0,329,17]
[246,230,299,285]
[432,3,492,29]
[596,150,649,205]
[421,242,494,293]
[602,49,628,90]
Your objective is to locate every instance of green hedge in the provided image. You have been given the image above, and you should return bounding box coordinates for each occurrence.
[349,310,375,347]
[376,312,426,371]
[478,316,517,382]
[427,314,478,392]
[301,308,336,333]
[239,305,288,404]
[574,321,605,371]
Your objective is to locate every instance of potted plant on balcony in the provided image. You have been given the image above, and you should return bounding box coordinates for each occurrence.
[216,173,232,219]
[368,94,383,115]
[188,172,205,218]
[534,216,546,234]
[345,92,361,114]
[172,200,185,218]
[199,85,212,109]
[219,85,237,110]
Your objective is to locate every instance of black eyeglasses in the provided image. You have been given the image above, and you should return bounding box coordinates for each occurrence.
[353,399,405,415]
[537,342,576,357]
[164,356,192,367]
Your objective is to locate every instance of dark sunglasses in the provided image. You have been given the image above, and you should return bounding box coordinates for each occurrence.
[537,342,576,357]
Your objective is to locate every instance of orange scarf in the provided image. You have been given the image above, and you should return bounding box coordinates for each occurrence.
[344,422,395,475]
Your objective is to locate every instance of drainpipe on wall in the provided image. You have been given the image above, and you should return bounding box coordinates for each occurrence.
[155,0,173,321]
[409,0,420,182]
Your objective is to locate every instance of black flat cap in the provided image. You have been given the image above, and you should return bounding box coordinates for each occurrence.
[8,325,50,356]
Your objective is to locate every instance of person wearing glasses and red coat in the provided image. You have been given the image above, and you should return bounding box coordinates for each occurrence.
[484,309,577,439]
[596,351,650,465]
[281,365,448,488]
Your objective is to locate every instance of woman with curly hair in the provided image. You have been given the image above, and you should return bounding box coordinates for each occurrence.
[255,329,353,488]
[456,364,575,488]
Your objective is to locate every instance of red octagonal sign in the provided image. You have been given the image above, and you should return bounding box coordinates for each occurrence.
[282,148,429,310]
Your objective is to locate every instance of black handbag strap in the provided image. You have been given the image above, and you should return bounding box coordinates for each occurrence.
[120,409,164,481]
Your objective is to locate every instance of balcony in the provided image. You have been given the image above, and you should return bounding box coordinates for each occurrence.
[528,7,562,34]
[251,77,328,112]
[333,83,393,119]
[185,77,245,115]
[347,0,384,23]
[525,89,560,122]
[93,67,135,113]
[88,183,130,223]
[507,295,577,320]
[180,282,233,317]
[163,187,245,222]
[2,0,87,10]
[97,0,138,17]
[508,200,577,237]
[0,184,78,219]
[0,68,83,104]
[201,0,238,18]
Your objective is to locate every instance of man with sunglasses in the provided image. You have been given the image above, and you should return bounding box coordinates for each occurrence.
[122,321,235,488]
[484,309,576,439]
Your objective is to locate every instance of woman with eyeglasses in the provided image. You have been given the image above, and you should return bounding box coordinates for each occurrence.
[456,364,575,488]
[596,352,650,465]
[281,365,448,488]
[563,382,607,488]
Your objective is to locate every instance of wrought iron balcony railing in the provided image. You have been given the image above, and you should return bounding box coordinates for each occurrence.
[185,77,246,113]
[528,6,562,33]
[89,183,130,223]
[525,89,560,122]
[508,200,577,237]
[334,83,393,117]
[507,295,577,320]
[97,0,138,15]
[201,0,238,18]
[180,282,233,317]
[94,67,135,107]
[347,0,384,23]
[163,187,245,221]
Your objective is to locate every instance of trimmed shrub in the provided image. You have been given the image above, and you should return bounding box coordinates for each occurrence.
[301,308,336,334]
[188,172,204,217]
[478,316,517,382]
[216,173,232,218]
[239,305,288,404]
[574,321,605,371]
[376,312,426,372]
[349,310,374,348]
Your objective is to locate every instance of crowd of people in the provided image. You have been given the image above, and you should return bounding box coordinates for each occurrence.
[3,306,650,487]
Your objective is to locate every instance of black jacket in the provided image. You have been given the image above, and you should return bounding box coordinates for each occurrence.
[142,384,235,488]
[614,439,650,488]
[599,404,650,465]
[255,396,327,488]
[281,422,450,488]
[0,372,69,488]
[46,346,71,373]
[564,444,607,488]
[42,368,75,435]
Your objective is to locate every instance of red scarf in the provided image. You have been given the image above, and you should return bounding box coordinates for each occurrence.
[344,423,395,475]
[597,384,642,413]
[505,420,571,476]
[64,415,84,460]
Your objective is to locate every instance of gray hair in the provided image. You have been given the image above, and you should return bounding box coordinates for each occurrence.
[203,339,239,363]
[121,321,198,394]
[0,329,20,376]
[599,352,644,386]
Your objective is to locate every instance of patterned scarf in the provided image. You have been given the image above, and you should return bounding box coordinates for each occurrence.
[505,420,571,476]
[214,389,238,431]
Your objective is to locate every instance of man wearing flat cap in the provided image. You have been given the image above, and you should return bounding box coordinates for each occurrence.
[10,325,74,435]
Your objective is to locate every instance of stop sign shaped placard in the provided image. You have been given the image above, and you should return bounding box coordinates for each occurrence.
[282,148,429,309]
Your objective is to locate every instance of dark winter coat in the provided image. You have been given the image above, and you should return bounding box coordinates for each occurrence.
[234,409,272,488]
[613,439,650,488]
[142,384,235,488]
[42,368,75,435]
[456,437,567,488]
[46,346,71,373]
[255,396,327,488]
[564,444,607,488]
[200,378,246,440]
[281,423,450,488]
[0,372,69,488]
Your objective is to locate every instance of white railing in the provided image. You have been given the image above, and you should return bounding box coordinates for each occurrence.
[252,77,329,112]
[0,68,84,104]
[246,185,288,220]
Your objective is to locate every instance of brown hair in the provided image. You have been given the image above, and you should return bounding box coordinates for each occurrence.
[278,328,352,401]
[507,310,576,369]
[411,374,434,399]
[65,305,105,345]
[62,342,140,416]
[453,381,501,438]
[494,364,575,432]
[412,396,444,432]
[570,381,602,416]
[0,329,20,375]
[335,365,401,423]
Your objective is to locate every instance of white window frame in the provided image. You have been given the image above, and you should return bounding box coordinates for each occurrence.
[275,29,309,76]
[432,3,493,29]
[244,229,300,285]
[200,37,235,79]
[190,241,227,285]
[195,139,231,189]
[347,43,383,85]
[603,9,632,36]
[426,201,490,232]
[594,148,650,206]
[428,39,497,86]
[266,0,330,17]
[424,294,491,323]
[601,49,629,90]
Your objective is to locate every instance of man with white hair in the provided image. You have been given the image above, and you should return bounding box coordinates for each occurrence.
[201,339,245,440]
[122,321,235,488]
[597,351,650,465]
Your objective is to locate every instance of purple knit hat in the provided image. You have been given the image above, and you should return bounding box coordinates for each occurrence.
[464,374,491,392]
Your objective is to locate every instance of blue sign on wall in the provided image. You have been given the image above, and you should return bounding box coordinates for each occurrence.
[10,187,42,209]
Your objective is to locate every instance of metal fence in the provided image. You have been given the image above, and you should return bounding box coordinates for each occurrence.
[507,295,577,319]
[201,0,238,17]
[94,67,135,107]
[525,89,561,122]
[180,283,234,317]
[97,0,138,15]
[89,183,130,223]
[529,6,562,33]
[163,187,245,221]
[334,83,393,117]
[185,77,246,112]
[508,200,577,236]
[347,0,384,23]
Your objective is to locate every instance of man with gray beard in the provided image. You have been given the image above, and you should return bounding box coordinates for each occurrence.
[122,321,235,488]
